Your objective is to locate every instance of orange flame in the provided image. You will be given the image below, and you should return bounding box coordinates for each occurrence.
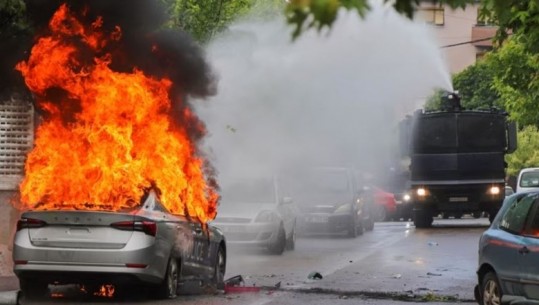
[94,284,115,298]
[16,4,217,222]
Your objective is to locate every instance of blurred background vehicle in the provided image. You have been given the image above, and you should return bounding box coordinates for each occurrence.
[370,186,397,222]
[212,177,297,255]
[283,167,374,238]
[475,192,539,305]
[516,167,539,193]
[13,191,226,300]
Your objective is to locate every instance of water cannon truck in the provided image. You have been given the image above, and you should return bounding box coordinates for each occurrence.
[399,91,517,228]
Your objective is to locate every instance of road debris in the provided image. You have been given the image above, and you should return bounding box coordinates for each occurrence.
[308,272,323,280]
[392,274,402,279]
[223,275,261,294]
[427,272,442,276]
[428,241,439,246]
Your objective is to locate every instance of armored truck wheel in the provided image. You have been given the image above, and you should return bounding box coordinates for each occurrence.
[413,209,433,228]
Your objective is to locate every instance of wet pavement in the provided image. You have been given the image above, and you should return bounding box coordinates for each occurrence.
[0,217,487,304]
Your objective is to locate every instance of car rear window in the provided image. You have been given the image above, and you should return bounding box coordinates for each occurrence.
[520,171,539,188]
[500,196,535,234]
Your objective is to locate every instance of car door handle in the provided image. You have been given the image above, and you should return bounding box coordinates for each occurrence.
[519,246,530,255]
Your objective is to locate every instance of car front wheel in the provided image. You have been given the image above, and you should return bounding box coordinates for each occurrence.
[481,272,502,305]
[268,225,286,255]
[212,245,226,290]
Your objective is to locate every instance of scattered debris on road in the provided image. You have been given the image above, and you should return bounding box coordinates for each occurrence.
[427,272,442,276]
[392,274,402,279]
[223,275,261,294]
[308,272,323,280]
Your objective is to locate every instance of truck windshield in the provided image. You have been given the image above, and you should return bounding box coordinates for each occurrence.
[412,113,506,154]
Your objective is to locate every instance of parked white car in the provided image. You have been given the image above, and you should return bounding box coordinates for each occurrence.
[212,177,297,255]
[516,168,539,193]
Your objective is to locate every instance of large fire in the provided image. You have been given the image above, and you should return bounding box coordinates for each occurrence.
[15,4,217,222]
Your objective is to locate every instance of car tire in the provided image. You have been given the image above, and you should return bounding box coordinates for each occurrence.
[212,245,226,290]
[347,214,360,238]
[375,205,387,222]
[285,227,296,251]
[156,257,179,299]
[268,225,286,255]
[19,278,48,300]
[413,209,433,228]
[481,272,502,305]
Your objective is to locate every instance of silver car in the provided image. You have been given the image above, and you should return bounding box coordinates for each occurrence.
[212,177,297,255]
[12,190,226,300]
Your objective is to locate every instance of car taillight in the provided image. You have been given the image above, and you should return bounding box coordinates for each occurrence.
[110,221,157,236]
[16,218,47,231]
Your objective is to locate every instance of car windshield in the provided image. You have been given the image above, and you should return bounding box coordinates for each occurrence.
[520,171,539,187]
[283,169,352,206]
[220,179,276,204]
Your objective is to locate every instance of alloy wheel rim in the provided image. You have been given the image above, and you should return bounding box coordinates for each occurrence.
[483,280,500,305]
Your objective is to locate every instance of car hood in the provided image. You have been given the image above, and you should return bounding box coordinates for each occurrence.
[215,203,276,221]
[299,203,351,214]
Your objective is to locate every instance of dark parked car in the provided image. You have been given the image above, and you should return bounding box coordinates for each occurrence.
[475,191,539,305]
[285,167,374,238]
[13,190,226,299]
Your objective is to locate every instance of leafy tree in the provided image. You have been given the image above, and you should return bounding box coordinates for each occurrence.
[506,125,539,176]
[0,0,31,96]
[285,0,474,39]
[488,38,539,127]
[424,61,499,112]
[162,0,284,43]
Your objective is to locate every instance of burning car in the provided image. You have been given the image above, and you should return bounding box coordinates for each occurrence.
[212,177,297,255]
[13,190,226,299]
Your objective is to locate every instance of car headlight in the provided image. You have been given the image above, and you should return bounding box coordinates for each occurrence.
[403,194,411,202]
[417,188,427,197]
[254,210,277,223]
[488,186,501,195]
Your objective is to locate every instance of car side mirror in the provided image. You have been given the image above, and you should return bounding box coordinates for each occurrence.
[280,197,293,205]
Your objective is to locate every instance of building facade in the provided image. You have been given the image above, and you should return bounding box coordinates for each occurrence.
[417,2,496,74]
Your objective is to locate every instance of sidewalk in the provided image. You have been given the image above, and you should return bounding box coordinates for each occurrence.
[0,244,17,292]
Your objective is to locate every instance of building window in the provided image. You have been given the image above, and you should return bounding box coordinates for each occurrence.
[416,8,445,26]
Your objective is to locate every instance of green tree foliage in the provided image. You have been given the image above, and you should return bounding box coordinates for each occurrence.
[506,125,539,176]
[285,0,473,39]
[488,38,539,127]
[424,60,499,112]
[0,0,27,36]
[162,0,284,43]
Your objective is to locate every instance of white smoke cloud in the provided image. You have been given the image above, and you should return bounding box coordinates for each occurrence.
[197,4,452,181]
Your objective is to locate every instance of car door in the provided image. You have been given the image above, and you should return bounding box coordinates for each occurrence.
[188,222,213,277]
[486,195,535,295]
[518,198,539,300]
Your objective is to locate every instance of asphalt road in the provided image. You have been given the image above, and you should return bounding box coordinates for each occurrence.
[3,217,488,304]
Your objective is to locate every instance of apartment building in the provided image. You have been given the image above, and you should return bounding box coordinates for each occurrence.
[417,2,496,74]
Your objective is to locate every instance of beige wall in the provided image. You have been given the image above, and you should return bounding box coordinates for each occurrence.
[418,3,481,74]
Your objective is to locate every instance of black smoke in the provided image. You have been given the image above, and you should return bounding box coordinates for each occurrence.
[5,0,216,117]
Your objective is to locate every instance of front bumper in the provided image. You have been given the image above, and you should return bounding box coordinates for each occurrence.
[297,213,352,234]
